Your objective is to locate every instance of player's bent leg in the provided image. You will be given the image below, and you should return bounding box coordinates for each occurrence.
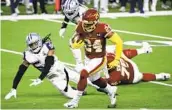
[142,73,156,81]
[123,49,138,59]
[60,85,78,99]
[136,42,152,55]
[64,67,80,84]
[48,76,76,99]
[64,69,89,108]
[155,73,171,81]
[93,79,117,107]
[142,72,171,81]
[65,66,99,89]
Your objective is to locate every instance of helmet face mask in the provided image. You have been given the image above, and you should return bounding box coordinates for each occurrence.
[26,33,42,53]
[82,20,97,32]
[82,9,100,33]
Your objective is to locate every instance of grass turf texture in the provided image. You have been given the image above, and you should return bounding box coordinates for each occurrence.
[1,16,172,109]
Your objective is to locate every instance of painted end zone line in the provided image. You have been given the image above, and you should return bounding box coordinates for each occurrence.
[1,48,172,88]
[43,19,172,41]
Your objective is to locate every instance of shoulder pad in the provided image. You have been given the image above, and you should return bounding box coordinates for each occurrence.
[95,23,112,33]
[44,41,55,50]
[23,51,37,64]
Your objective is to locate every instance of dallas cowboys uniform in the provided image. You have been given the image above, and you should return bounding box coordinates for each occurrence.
[4,33,81,100]
[59,0,88,73]
[60,0,87,30]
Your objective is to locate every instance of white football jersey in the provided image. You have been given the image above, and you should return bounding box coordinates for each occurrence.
[23,41,58,72]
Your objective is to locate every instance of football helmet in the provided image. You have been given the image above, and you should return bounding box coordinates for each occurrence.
[26,33,42,53]
[61,0,80,20]
[82,8,100,32]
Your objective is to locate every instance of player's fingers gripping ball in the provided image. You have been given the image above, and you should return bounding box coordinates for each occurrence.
[70,35,84,49]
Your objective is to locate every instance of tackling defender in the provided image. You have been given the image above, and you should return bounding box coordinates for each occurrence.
[64,9,123,108]
[5,33,83,100]
[106,43,171,86]
[59,0,88,72]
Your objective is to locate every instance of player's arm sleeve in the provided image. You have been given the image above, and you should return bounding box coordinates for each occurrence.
[12,60,30,89]
[107,32,123,61]
[61,16,70,29]
[70,32,84,49]
[39,49,55,80]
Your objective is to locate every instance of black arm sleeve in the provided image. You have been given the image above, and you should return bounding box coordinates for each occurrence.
[12,64,28,89]
[39,56,54,80]
[61,16,70,29]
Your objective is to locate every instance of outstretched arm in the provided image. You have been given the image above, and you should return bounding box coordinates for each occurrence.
[107,32,123,68]
[13,60,30,89]
[59,16,70,38]
[39,49,55,80]
[5,60,30,100]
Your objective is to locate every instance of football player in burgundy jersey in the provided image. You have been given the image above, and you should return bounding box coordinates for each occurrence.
[59,0,88,72]
[64,9,123,108]
[106,43,171,86]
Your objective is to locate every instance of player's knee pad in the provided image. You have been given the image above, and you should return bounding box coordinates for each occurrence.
[80,69,89,80]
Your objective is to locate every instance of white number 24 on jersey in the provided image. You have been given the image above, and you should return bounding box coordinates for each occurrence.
[85,39,102,52]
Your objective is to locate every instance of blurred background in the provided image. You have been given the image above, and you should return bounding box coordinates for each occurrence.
[1,0,172,15]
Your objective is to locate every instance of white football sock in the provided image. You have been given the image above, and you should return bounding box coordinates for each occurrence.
[104,84,113,95]
[136,48,145,55]
[72,90,83,103]
[155,74,163,80]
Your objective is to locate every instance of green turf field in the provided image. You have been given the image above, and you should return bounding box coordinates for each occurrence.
[1,16,172,109]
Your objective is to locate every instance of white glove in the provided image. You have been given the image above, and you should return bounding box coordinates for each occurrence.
[29,78,43,86]
[5,88,17,100]
[59,28,66,38]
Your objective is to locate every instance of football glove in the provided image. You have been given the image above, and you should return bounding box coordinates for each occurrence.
[5,88,17,100]
[108,59,120,69]
[29,78,43,86]
[59,28,66,38]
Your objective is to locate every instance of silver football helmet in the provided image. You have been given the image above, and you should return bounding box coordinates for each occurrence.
[26,33,42,53]
[62,0,80,20]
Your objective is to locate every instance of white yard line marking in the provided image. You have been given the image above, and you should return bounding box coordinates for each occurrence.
[0,49,22,55]
[149,81,172,87]
[1,48,172,87]
[0,49,75,67]
[1,11,172,21]
[44,19,172,41]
